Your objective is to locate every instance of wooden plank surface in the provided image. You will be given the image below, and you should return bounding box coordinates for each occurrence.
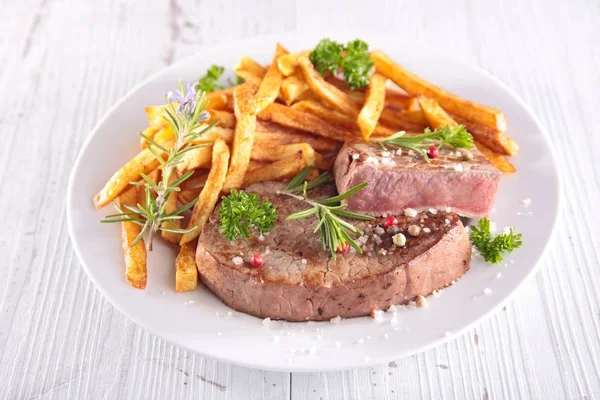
[0,0,598,399]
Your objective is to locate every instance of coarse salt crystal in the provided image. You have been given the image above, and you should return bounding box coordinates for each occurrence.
[483,288,493,295]
[352,153,360,160]
[330,316,342,324]
[404,208,418,217]
[452,164,463,172]
[365,156,379,164]
[378,248,388,256]
[381,151,391,157]
[371,309,384,322]
[445,207,452,212]
[381,158,395,166]
[408,150,415,156]
[258,234,265,241]
[428,208,438,214]
[262,317,272,327]
[301,259,307,265]
[390,314,398,325]
[265,247,271,255]
[522,198,532,208]
[450,280,456,285]
[433,290,441,297]
[388,305,398,312]
[372,235,382,245]
[232,256,243,265]
[374,226,385,235]
[416,295,428,308]
[422,227,431,233]
[396,149,403,156]
[445,219,450,225]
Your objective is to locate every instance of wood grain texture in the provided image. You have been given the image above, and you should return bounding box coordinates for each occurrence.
[0,0,598,399]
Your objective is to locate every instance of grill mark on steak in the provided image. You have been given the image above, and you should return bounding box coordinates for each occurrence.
[196,181,471,321]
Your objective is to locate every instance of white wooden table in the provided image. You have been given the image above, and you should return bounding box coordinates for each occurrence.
[1,0,598,398]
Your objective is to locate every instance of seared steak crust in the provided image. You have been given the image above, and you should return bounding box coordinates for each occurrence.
[334,141,501,218]
[196,182,471,321]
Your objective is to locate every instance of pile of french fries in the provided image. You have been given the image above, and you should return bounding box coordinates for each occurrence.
[94,42,518,291]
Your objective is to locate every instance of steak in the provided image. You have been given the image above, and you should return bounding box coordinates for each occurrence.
[334,141,501,218]
[196,182,471,321]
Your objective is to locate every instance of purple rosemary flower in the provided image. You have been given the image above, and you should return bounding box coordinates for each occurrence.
[167,82,197,118]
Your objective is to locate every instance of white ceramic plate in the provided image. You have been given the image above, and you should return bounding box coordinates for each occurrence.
[67,33,560,372]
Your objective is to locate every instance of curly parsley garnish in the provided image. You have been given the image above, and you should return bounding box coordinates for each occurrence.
[470,218,523,264]
[309,38,373,89]
[196,65,225,92]
[374,124,474,162]
[218,190,278,241]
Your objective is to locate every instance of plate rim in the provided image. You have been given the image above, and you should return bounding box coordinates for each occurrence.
[66,32,562,372]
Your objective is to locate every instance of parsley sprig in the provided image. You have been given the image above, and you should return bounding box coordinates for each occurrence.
[218,190,278,241]
[374,124,474,162]
[470,218,523,264]
[310,38,374,89]
[102,82,216,250]
[196,65,244,93]
[279,167,375,259]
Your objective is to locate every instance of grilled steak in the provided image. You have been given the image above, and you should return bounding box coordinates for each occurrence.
[196,182,471,321]
[334,141,501,218]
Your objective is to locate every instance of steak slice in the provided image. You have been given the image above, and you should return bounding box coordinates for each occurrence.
[196,182,471,322]
[334,141,501,218]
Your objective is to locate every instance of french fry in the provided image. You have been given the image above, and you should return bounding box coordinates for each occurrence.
[175,240,198,292]
[292,100,394,137]
[276,52,303,76]
[297,53,361,117]
[258,103,355,142]
[145,105,168,128]
[243,150,310,187]
[377,108,428,133]
[397,109,428,125]
[357,72,387,140]
[371,50,507,132]
[206,90,232,110]
[254,121,338,153]
[139,125,160,150]
[326,75,417,110]
[180,138,230,244]
[94,130,174,208]
[181,170,209,190]
[252,44,287,113]
[176,144,213,173]
[475,141,517,173]
[247,160,271,172]
[207,110,236,129]
[223,81,258,192]
[179,188,201,206]
[417,96,457,129]
[119,186,147,289]
[137,169,160,208]
[161,171,182,244]
[234,56,266,86]
[451,114,517,156]
[281,73,309,105]
[191,126,234,145]
[251,142,314,162]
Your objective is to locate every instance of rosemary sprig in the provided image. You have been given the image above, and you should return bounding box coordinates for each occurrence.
[101,81,216,251]
[278,167,375,259]
[374,124,474,162]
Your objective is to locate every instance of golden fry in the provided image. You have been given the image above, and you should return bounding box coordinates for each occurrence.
[119,186,147,289]
[234,56,266,86]
[181,138,230,244]
[175,240,198,292]
[161,171,182,244]
[179,188,201,206]
[252,44,287,113]
[94,130,174,209]
[276,52,303,76]
[139,125,160,150]
[371,50,507,131]
[207,110,236,129]
[145,105,168,128]
[417,96,457,129]
[281,73,309,105]
[451,114,517,156]
[243,150,311,187]
[259,103,355,142]
[357,72,387,140]
[254,121,338,153]
[475,141,517,173]
[206,90,232,110]
[137,169,160,209]
[191,126,234,145]
[297,53,361,116]
[181,170,209,190]
[222,81,258,192]
[176,144,212,173]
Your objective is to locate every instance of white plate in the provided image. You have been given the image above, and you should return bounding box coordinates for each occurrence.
[67,33,560,372]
